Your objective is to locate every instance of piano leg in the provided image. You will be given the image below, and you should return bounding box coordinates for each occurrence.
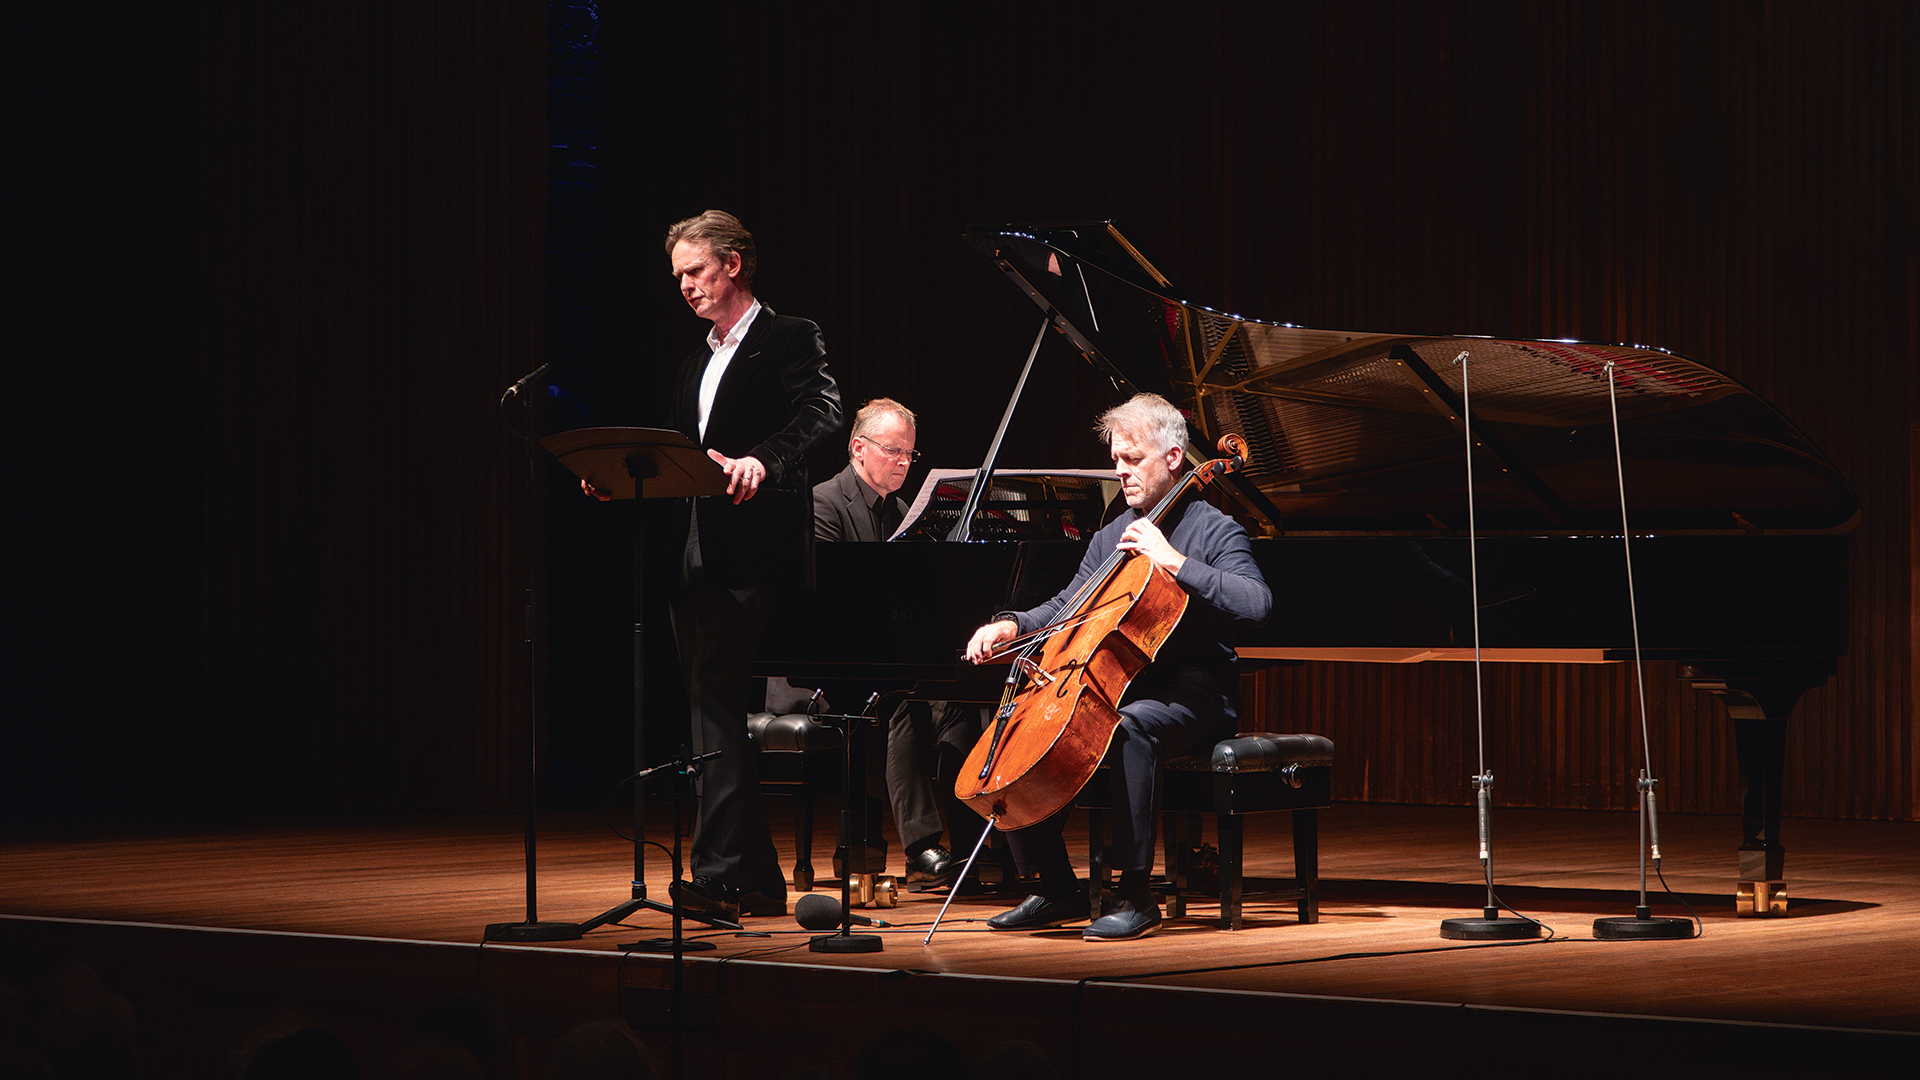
[1681,661,1832,917]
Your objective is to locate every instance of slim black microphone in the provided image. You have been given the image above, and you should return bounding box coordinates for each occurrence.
[499,363,550,405]
[795,893,890,930]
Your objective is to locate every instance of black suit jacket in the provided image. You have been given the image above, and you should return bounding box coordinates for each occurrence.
[812,462,908,542]
[667,305,842,587]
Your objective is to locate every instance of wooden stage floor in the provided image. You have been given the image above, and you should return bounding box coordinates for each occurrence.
[4,801,1915,1078]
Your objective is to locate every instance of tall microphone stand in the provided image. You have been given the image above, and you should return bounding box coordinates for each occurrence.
[1437,349,1541,941]
[483,366,583,942]
[1592,361,1694,941]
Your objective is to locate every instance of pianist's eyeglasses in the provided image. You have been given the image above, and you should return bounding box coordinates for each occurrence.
[858,436,920,462]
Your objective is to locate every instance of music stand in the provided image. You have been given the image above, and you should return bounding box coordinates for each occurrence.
[485,427,735,942]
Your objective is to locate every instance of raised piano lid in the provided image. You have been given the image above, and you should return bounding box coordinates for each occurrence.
[962,222,1859,536]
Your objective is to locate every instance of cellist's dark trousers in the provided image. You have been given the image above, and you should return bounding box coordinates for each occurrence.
[1004,676,1235,882]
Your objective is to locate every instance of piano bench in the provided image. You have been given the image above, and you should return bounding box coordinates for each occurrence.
[1077,732,1335,929]
[747,712,844,893]
[746,712,886,893]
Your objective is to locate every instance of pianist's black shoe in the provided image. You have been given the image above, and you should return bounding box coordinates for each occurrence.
[904,845,957,885]
[987,891,1091,931]
[673,876,786,918]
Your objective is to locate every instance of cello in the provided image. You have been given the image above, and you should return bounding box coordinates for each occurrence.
[953,433,1250,832]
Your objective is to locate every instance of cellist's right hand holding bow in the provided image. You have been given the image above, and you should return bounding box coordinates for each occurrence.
[965,619,1019,664]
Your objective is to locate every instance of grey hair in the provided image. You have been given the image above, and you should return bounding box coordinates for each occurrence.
[1096,393,1190,466]
[849,397,917,458]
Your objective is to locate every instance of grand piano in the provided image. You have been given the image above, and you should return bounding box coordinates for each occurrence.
[755,222,1856,914]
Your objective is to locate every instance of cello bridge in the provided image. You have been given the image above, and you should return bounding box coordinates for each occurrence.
[1015,656,1056,687]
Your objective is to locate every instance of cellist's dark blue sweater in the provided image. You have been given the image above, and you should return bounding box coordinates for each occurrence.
[1004,493,1272,719]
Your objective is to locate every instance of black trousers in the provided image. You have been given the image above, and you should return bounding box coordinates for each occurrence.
[887,700,987,856]
[669,575,785,896]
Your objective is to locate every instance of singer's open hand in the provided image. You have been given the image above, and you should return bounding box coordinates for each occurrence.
[709,450,767,504]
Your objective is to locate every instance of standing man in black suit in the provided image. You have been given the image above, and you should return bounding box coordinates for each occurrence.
[811,399,984,887]
[587,210,841,918]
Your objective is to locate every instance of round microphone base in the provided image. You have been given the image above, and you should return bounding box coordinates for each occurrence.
[1593,915,1692,940]
[809,932,883,953]
[1439,916,1540,940]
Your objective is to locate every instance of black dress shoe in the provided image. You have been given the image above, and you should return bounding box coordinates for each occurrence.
[987,891,1091,931]
[674,876,786,918]
[904,845,956,884]
[1082,896,1161,941]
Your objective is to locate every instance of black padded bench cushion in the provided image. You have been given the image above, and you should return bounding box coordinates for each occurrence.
[1170,732,1336,772]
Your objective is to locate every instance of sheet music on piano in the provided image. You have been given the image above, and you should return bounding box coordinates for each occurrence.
[890,468,1119,542]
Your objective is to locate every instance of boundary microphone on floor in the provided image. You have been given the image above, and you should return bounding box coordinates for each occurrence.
[796,893,891,931]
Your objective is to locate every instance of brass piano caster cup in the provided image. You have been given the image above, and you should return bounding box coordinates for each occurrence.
[850,873,899,909]
[1736,880,1788,917]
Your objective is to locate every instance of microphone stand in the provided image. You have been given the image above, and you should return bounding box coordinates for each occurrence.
[619,746,730,1080]
[812,694,885,953]
[484,365,581,942]
[1438,350,1540,941]
[620,746,738,953]
[1592,361,1693,941]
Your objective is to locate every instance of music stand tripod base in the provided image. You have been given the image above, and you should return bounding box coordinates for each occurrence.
[810,932,882,953]
[620,937,718,953]
[485,921,584,943]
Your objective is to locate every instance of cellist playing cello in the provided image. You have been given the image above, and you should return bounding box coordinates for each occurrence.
[963,393,1272,941]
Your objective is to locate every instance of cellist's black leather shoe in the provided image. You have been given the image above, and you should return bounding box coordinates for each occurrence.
[1082,896,1162,941]
[987,892,1091,930]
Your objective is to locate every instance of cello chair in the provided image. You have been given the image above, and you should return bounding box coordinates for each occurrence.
[1078,732,1335,929]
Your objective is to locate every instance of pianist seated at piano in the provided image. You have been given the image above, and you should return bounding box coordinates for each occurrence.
[963,393,1272,941]
[812,397,985,887]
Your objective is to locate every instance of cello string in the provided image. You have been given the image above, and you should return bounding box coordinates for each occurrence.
[984,591,1143,661]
